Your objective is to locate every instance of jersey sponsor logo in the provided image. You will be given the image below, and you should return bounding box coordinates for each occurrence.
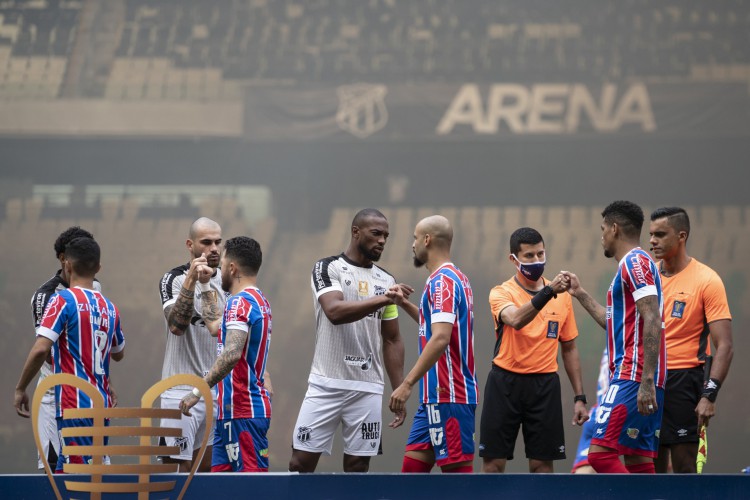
[297,426,312,443]
[671,300,686,318]
[546,321,559,339]
[358,281,369,296]
[374,285,386,296]
[435,277,453,312]
[629,255,648,286]
[313,261,327,291]
[44,294,63,320]
[344,353,373,371]
[677,428,688,437]
[360,421,380,441]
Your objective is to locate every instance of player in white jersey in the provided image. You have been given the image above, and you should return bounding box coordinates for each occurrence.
[158,217,225,472]
[289,208,407,473]
[30,226,104,470]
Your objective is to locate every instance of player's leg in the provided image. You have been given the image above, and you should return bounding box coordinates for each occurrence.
[571,407,597,473]
[432,403,476,474]
[193,396,213,472]
[522,373,565,473]
[341,390,382,472]
[38,397,59,471]
[402,404,435,473]
[158,391,203,472]
[289,383,341,472]
[480,367,522,473]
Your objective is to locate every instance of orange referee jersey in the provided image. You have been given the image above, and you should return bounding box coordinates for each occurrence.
[489,276,578,374]
[659,258,732,370]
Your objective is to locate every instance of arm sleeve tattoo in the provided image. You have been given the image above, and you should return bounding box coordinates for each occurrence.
[205,329,248,388]
[167,286,195,334]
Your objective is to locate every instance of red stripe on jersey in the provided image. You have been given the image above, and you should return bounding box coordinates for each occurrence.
[70,288,96,389]
[247,289,272,417]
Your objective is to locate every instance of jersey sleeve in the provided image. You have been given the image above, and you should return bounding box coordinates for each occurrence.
[624,253,658,301]
[110,308,126,354]
[311,257,342,299]
[430,272,458,324]
[489,284,514,327]
[703,272,732,323]
[36,293,69,343]
[225,296,251,333]
[159,270,184,309]
[31,289,53,329]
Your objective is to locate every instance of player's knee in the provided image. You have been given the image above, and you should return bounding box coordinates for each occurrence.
[343,455,370,473]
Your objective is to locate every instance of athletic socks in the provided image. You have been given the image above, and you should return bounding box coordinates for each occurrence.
[401,455,433,473]
[626,462,655,474]
[442,464,473,473]
[588,450,629,473]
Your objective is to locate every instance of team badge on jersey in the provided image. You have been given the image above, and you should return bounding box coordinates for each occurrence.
[671,300,686,318]
[297,426,311,443]
[358,281,369,296]
[546,321,559,339]
[626,428,640,439]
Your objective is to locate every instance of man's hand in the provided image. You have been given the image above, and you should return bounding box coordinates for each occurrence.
[179,393,200,416]
[188,253,210,282]
[549,273,570,294]
[637,379,657,415]
[560,271,581,297]
[696,398,715,428]
[386,285,406,307]
[15,389,30,418]
[110,384,119,408]
[572,401,589,426]
[389,408,407,429]
[389,381,412,414]
[397,284,415,300]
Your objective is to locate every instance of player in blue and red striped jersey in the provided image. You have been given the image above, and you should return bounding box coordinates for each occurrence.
[389,215,479,473]
[563,200,666,474]
[15,237,125,471]
[180,236,272,472]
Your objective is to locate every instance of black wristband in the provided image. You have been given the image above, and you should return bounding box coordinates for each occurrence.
[574,394,587,405]
[701,378,721,403]
[530,285,557,311]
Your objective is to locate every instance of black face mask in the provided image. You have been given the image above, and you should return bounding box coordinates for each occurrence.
[512,255,546,282]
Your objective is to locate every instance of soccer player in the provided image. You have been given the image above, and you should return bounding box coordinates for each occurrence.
[15,237,125,471]
[180,236,273,472]
[563,200,666,474]
[649,207,734,473]
[288,208,406,473]
[389,215,479,473]
[30,226,102,471]
[158,217,225,472]
[480,227,588,474]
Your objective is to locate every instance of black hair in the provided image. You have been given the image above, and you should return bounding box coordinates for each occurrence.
[509,227,544,254]
[54,226,94,258]
[352,208,387,228]
[224,236,262,276]
[64,237,100,277]
[602,200,644,239]
[650,206,690,236]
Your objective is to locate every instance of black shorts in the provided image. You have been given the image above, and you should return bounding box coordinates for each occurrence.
[660,367,704,445]
[479,365,565,461]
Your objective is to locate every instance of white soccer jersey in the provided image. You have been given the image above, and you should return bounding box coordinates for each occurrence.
[309,254,398,394]
[159,264,225,391]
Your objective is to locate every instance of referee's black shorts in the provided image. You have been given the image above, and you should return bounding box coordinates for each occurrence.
[660,366,704,445]
[479,365,566,461]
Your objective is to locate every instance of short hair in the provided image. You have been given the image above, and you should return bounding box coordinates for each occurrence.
[54,226,94,257]
[602,200,644,239]
[224,236,262,276]
[509,227,544,254]
[650,206,690,236]
[352,208,386,228]
[64,237,100,277]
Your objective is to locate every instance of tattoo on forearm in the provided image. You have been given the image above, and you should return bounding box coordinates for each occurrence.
[637,296,660,378]
[200,290,221,325]
[579,293,606,327]
[205,329,247,388]
[168,286,195,333]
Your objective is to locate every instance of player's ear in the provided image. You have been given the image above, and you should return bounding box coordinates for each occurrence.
[95,263,102,275]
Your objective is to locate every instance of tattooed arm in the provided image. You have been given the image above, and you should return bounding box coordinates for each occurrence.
[562,271,607,329]
[179,328,248,415]
[199,288,223,337]
[635,295,662,415]
[165,255,209,336]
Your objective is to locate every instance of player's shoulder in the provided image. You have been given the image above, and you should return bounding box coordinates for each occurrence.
[33,272,64,298]
[372,263,395,281]
[313,254,342,269]
[690,258,723,281]
[162,263,189,279]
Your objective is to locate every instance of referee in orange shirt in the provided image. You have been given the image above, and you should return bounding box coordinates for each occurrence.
[480,227,589,473]
[649,207,734,473]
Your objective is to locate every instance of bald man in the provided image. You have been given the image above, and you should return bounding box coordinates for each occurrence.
[389,215,480,473]
[157,217,224,472]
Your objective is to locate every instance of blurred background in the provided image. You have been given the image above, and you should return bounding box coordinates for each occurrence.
[0,0,747,474]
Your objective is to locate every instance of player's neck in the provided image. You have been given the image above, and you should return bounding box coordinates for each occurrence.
[69,275,95,290]
[231,276,257,295]
[516,273,545,292]
[425,253,451,274]
[613,240,641,262]
[660,251,691,277]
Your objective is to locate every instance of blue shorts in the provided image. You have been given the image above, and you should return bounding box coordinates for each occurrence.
[571,405,597,471]
[590,380,664,458]
[212,418,270,472]
[56,418,109,472]
[405,403,475,467]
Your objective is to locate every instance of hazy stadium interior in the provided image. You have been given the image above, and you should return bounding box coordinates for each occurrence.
[0,0,748,474]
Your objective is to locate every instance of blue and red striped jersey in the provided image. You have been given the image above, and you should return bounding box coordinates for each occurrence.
[606,248,667,388]
[36,287,125,418]
[216,286,272,420]
[417,263,478,405]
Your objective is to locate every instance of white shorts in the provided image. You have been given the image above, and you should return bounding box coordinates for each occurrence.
[159,389,217,461]
[37,398,60,469]
[292,382,382,457]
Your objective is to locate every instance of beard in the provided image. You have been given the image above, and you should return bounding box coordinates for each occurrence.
[221,272,232,293]
[603,248,613,259]
[359,243,382,262]
[413,256,425,268]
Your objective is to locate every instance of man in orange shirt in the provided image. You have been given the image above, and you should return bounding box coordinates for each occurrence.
[649,207,734,473]
[480,227,589,473]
